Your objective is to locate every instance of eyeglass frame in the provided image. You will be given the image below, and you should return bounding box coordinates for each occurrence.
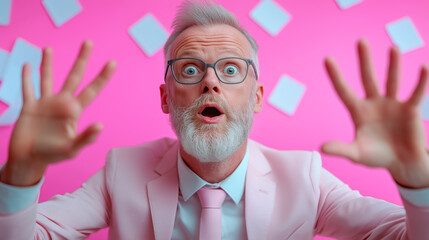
[164,57,259,85]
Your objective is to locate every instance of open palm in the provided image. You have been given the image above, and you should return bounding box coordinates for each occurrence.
[323,39,429,188]
[5,41,116,185]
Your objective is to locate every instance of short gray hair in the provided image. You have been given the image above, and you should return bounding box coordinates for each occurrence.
[164,0,259,74]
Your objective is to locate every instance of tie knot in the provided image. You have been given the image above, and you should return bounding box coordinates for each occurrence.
[197,187,226,209]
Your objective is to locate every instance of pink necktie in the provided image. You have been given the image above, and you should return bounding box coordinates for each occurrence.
[197,187,226,240]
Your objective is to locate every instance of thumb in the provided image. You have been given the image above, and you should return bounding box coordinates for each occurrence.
[71,123,103,153]
[321,140,359,162]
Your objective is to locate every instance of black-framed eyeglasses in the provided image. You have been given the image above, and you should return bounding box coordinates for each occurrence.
[164,57,258,85]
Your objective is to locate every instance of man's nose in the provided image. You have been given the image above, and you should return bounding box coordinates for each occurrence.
[201,66,220,94]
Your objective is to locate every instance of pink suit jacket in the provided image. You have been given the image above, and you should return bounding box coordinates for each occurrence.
[1,137,428,239]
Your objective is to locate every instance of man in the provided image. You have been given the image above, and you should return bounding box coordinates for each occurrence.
[0,1,428,239]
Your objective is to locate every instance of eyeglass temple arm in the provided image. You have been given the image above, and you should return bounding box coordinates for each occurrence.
[164,64,170,82]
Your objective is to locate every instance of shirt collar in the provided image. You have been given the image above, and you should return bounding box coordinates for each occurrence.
[177,147,249,205]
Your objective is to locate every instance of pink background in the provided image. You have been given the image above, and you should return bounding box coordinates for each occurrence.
[1,0,428,239]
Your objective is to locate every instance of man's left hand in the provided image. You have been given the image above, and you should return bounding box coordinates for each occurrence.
[322,39,429,189]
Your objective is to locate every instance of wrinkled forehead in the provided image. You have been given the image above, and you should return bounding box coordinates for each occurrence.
[168,24,253,60]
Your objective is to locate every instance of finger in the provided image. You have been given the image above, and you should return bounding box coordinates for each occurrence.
[407,64,428,106]
[41,47,54,97]
[325,57,360,111]
[61,40,93,94]
[69,123,103,157]
[321,141,359,162]
[22,63,35,103]
[386,46,401,99]
[77,60,117,108]
[358,39,381,98]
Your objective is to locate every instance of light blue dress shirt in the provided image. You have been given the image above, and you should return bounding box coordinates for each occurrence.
[0,175,43,214]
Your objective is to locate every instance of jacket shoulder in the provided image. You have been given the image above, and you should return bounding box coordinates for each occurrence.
[105,137,177,170]
[248,139,323,189]
[249,139,322,166]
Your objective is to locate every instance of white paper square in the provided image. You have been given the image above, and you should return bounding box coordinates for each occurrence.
[0,101,22,125]
[386,17,424,53]
[0,0,12,25]
[0,49,9,79]
[335,0,363,9]
[268,75,306,115]
[421,95,429,121]
[0,38,42,106]
[43,0,82,27]
[250,0,291,36]
[129,14,168,57]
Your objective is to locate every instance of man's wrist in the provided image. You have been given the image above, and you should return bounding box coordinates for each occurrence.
[389,160,429,189]
[1,160,47,187]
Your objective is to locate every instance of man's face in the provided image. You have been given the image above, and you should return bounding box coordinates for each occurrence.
[160,24,263,162]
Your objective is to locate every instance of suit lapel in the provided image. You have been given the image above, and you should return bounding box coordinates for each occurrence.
[245,141,276,240]
[147,140,277,239]
[147,143,179,240]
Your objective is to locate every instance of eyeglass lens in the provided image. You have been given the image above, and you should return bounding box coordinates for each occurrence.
[171,58,248,84]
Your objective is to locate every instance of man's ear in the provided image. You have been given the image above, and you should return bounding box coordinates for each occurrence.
[253,82,264,113]
[160,84,170,113]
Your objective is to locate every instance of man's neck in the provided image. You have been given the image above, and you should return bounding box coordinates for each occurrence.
[179,139,248,183]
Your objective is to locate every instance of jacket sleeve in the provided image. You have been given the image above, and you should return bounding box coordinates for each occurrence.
[313,154,429,239]
[0,150,115,240]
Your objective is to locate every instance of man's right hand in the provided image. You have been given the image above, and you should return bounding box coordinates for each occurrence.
[0,41,116,186]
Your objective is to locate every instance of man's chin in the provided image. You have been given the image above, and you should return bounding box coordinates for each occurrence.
[195,120,228,133]
[193,126,228,139]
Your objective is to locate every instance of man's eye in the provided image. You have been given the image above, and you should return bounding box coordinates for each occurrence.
[184,66,198,75]
[224,66,238,75]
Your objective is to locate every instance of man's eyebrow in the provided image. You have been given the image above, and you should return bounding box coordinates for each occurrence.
[175,49,247,59]
[174,50,200,58]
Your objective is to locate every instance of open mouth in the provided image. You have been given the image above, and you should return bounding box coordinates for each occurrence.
[198,104,224,123]
[201,107,222,117]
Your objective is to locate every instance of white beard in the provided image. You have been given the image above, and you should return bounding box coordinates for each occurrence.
[168,92,255,163]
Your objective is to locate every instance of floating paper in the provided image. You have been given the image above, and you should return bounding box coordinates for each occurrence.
[268,75,306,115]
[335,0,363,9]
[250,0,291,36]
[386,17,424,53]
[129,14,168,57]
[42,0,82,27]
[0,100,7,116]
[0,101,22,125]
[0,38,42,106]
[0,49,9,78]
[421,96,429,121]
[0,0,12,25]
